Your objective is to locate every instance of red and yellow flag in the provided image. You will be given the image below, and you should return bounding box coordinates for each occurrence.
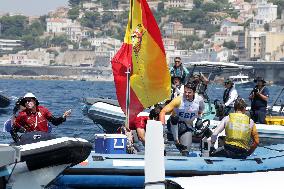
[111,0,171,122]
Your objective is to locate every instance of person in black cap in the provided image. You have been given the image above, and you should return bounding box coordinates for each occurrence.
[223,78,238,118]
[249,77,269,124]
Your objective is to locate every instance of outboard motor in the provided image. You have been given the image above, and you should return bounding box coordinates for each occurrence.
[214,99,225,120]
[194,119,214,157]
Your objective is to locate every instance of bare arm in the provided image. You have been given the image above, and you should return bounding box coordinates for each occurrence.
[159,97,181,125]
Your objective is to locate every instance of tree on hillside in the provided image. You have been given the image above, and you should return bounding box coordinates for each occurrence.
[80,11,101,28]
[68,7,80,20]
[223,40,236,49]
[264,23,270,31]
[0,15,28,38]
[193,0,204,9]
[69,0,81,7]
[25,21,45,37]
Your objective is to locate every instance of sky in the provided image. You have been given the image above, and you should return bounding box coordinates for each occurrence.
[0,0,69,16]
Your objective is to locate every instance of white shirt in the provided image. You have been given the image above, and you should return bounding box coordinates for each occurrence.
[224,86,238,107]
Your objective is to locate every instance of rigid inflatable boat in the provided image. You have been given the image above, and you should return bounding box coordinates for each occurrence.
[82,97,216,133]
[0,93,10,108]
[55,143,284,188]
[1,135,92,189]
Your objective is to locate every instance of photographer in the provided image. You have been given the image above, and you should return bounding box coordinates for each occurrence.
[249,77,269,124]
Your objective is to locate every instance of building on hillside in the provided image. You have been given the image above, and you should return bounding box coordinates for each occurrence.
[195,30,207,38]
[164,0,193,10]
[270,10,284,33]
[48,7,69,18]
[237,30,248,61]
[0,39,23,51]
[247,31,265,60]
[250,0,277,29]
[46,18,72,33]
[260,32,284,61]
[88,37,121,50]
[163,38,179,51]
[220,18,244,35]
[213,32,239,44]
[162,22,194,37]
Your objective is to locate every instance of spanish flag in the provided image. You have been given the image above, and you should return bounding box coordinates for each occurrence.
[111,0,171,123]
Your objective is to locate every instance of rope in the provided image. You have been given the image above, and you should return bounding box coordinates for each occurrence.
[6,160,18,184]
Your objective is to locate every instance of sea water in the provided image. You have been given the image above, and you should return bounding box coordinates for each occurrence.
[0,78,283,144]
[0,79,283,189]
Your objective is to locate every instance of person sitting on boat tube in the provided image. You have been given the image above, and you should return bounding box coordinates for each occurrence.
[160,82,205,156]
[10,93,72,143]
[130,105,163,143]
[171,76,184,99]
[210,98,259,159]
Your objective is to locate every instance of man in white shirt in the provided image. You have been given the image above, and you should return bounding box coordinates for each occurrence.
[223,79,238,117]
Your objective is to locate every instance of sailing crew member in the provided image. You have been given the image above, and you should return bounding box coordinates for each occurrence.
[160,82,205,156]
[210,98,259,159]
[191,72,209,99]
[170,57,189,84]
[223,79,238,118]
[130,105,162,143]
[249,77,269,124]
[10,93,72,143]
[171,76,184,99]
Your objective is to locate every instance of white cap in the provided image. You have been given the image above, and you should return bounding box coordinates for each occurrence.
[24,93,36,99]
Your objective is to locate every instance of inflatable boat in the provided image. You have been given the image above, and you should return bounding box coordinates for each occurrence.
[0,93,10,108]
[1,136,92,189]
[55,143,284,188]
[82,97,216,133]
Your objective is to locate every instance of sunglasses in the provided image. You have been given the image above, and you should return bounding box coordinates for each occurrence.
[24,98,34,102]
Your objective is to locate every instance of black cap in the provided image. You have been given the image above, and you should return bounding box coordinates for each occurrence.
[254,77,266,83]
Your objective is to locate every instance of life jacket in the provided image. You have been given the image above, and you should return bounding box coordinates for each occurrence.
[223,86,232,104]
[225,113,251,150]
[174,95,202,127]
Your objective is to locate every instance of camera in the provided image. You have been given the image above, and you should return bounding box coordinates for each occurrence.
[253,87,259,93]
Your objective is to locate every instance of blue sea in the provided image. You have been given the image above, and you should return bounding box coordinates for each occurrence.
[0,79,283,144]
[0,79,283,188]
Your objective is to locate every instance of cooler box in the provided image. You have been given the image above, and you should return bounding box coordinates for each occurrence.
[94,134,127,154]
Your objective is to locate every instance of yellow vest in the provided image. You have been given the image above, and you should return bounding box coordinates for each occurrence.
[225,113,251,150]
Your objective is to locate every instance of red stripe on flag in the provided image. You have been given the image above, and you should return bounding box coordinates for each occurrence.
[140,0,165,54]
[111,43,144,123]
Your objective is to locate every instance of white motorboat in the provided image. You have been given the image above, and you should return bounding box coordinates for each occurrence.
[229,73,254,87]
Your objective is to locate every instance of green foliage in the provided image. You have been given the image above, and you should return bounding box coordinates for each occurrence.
[0,15,28,38]
[157,2,164,12]
[68,7,80,20]
[51,35,70,47]
[264,23,270,31]
[80,11,101,28]
[223,40,236,49]
[80,38,91,48]
[102,12,115,24]
[69,0,81,7]
[177,35,200,50]
[25,21,45,37]
[194,0,204,9]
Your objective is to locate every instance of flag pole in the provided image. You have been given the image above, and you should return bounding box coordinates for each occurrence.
[125,0,133,130]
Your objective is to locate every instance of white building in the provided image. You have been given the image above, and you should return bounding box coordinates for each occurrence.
[254,0,277,26]
[220,18,244,35]
[0,39,23,51]
[88,37,121,49]
[46,18,72,33]
[164,0,193,10]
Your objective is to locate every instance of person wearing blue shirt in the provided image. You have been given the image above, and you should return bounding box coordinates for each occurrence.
[249,77,269,124]
[170,57,189,84]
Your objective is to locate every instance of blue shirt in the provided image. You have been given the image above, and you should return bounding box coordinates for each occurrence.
[251,86,269,110]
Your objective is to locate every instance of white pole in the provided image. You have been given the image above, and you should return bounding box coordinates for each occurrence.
[125,67,130,130]
[145,120,165,189]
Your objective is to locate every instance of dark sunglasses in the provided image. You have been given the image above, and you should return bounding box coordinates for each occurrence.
[24,98,34,102]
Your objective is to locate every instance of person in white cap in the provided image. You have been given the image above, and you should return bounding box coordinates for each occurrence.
[10,93,71,142]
